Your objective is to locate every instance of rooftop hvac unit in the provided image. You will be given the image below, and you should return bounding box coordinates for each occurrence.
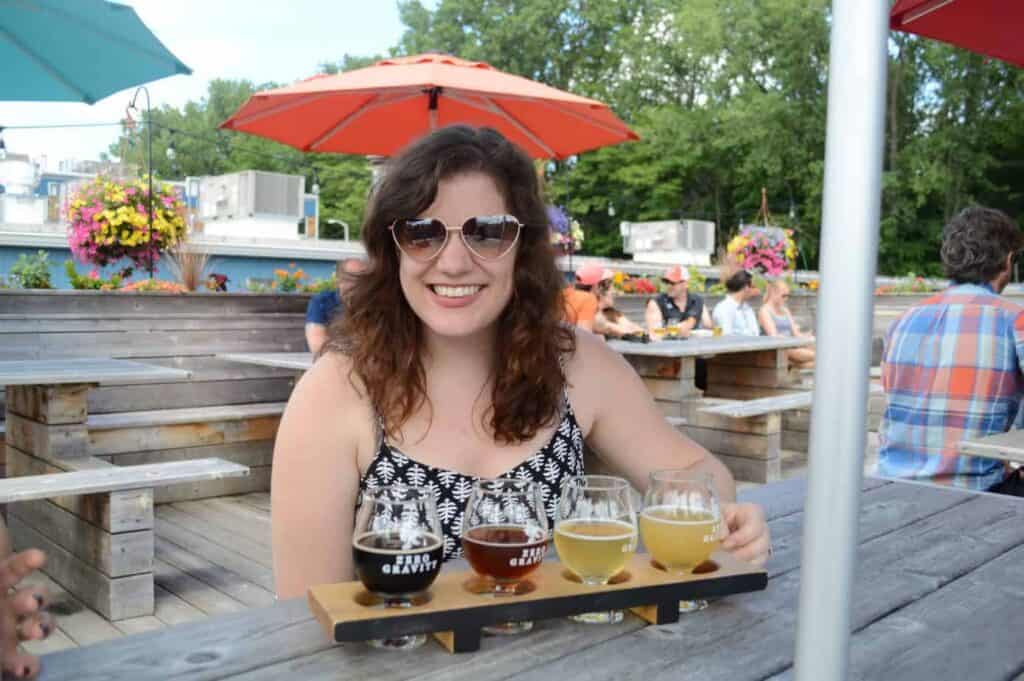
[198,170,304,222]
[620,219,716,255]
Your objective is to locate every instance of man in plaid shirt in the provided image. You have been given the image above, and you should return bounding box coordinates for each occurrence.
[879,207,1024,493]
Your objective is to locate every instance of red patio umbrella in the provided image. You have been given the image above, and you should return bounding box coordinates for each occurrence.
[890,0,1024,67]
[219,53,638,159]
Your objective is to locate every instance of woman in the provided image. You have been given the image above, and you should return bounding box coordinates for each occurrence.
[758,280,816,368]
[271,126,770,598]
[593,279,646,339]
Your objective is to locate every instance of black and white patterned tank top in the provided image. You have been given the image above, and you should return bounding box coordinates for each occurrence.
[357,400,585,562]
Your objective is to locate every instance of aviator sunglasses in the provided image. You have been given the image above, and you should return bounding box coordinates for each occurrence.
[390,215,524,262]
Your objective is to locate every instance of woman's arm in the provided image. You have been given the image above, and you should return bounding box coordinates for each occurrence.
[271,354,372,599]
[758,306,779,336]
[701,305,713,330]
[645,299,664,335]
[567,332,769,564]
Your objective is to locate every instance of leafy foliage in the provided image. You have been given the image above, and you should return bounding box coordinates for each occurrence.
[10,251,53,289]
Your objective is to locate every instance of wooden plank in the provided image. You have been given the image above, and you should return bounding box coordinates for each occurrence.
[218,353,315,371]
[714,452,782,483]
[709,350,787,369]
[623,355,691,379]
[6,385,88,425]
[9,499,153,577]
[152,585,206,627]
[701,392,812,418]
[171,498,271,548]
[957,429,1024,462]
[681,425,780,460]
[0,315,306,334]
[18,570,122,650]
[232,492,271,512]
[89,418,280,456]
[490,489,1020,681]
[156,506,272,569]
[5,446,153,532]
[88,379,295,413]
[154,537,276,608]
[8,515,154,621]
[0,331,307,362]
[5,412,89,458]
[0,359,189,386]
[102,440,274,468]
[706,364,793,388]
[781,430,809,452]
[702,383,809,401]
[767,544,1024,681]
[0,291,309,316]
[670,410,782,436]
[154,515,274,592]
[641,376,698,401]
[0,458,249,504]
[113,616,165,637]
[87,404,287,430]
[608,336,810,359]
[152,557,247,617]
[152,466,270,504]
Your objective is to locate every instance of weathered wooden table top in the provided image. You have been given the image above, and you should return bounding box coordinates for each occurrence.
[35,477,1024,681]
[219,352,314,371]
[606,335,811,359]
[0,359,191,386]
[957,429,1024,462]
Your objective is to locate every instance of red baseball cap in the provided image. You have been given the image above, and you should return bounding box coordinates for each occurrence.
[662,265,690,284]
[575,264,614,286]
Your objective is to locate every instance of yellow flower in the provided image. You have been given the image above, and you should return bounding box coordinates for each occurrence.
[613,271,625,284]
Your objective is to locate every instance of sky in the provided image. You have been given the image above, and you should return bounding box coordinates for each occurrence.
[0,0,431,169]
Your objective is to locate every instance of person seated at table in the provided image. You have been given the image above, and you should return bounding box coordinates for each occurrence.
[304,257,366,354]
[561,264,612,333]
[879,206,1024,495]
[593,278,646,339]
[645,265,712,338]
[712,270,762,336]
[758,280,815,368]
[271,125,771,598]
[0,519,52,680]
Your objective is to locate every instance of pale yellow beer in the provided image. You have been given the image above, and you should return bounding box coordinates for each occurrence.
[640,506,721,573]
[555,519,637,585]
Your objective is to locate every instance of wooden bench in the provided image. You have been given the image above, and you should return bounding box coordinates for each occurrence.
[4,456,248,621]
[1,290,307,502]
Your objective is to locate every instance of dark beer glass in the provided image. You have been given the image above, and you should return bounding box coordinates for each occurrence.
[461,478,548,635]
[353,485,443,650]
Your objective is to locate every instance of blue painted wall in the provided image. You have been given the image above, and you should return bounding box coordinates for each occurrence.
[0,245,337,291]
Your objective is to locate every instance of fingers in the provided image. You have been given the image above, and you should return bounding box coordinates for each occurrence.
[15,611,55,642]
[720,502,771,565]
[9,587,47,619]
[2,651,41,679]
[0,550,46,592]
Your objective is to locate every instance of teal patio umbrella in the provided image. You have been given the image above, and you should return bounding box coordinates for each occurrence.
[0,0,191,104]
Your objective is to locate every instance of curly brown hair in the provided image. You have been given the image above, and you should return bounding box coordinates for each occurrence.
[941,206,1023,284]
[325,125,575,444]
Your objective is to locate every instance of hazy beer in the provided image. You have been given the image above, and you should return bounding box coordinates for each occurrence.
[554,519,636,584]
[639,507,720,572]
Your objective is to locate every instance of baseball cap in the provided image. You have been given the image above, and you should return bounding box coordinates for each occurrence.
[662,266,690,284]
[575,264,614,287]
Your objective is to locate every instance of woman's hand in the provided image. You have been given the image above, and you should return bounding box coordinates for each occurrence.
[720,502,771,567]
[1,544,52,680]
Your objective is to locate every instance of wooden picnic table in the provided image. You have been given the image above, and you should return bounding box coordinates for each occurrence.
[608,336,814,483]
[32,476,1024,681]
[219,352,314,371]
[0,358,192,386]
[957,429,1024,463]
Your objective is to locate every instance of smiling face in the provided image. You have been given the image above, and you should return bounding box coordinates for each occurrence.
[397,172,517,343]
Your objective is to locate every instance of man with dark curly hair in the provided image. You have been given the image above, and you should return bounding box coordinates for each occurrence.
[878,206,1024,494]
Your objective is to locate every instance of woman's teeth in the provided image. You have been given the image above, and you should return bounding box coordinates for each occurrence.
[432,285,482,298]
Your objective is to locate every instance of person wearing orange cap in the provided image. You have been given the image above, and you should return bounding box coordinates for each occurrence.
[645,265,712,338]
[562,264,612,332]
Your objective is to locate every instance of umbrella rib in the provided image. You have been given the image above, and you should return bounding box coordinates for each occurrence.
[309,90,424,151]
[0,25,90,102]
[446,92,557,158]
[900,0,957,25]
[228,92,336,128]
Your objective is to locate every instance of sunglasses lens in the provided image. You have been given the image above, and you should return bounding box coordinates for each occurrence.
[462,215,520,259]
[394,219,446,260]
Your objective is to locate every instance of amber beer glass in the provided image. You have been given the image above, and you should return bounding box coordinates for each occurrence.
[352,485,443,649]
[554,475,638,624]
[461,478,548,635]
[640,470,723,612]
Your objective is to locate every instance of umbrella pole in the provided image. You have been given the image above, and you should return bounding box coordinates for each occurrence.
[130,86,155,279]
[793,2,888,681]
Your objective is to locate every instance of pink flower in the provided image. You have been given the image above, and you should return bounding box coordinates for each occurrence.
[88,269,100,280]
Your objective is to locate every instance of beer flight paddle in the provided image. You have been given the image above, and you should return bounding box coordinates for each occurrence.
[308,550,767,653]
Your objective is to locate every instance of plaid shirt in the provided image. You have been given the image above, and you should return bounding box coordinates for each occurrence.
[878,283,1024,490]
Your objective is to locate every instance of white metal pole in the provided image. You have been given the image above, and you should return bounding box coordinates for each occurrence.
[793,2,889,681]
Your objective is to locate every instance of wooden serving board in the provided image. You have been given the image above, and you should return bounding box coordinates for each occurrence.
[308,551,767,653]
